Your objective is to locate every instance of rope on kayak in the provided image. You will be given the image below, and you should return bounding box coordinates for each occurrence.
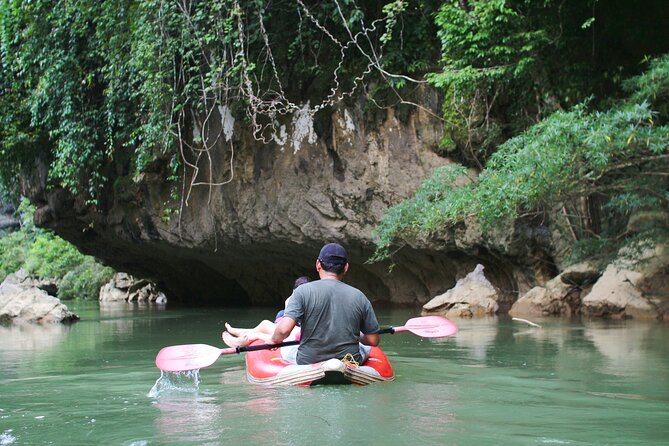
[341,353,359,368]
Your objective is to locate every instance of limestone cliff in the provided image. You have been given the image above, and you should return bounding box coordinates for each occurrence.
[24,98,555,306]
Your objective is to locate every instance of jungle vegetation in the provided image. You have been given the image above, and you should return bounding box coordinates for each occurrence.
[0,0,668,274]
[372,0,669,263]
[0,200,114,299]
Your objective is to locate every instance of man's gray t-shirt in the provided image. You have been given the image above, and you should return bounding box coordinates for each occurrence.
[283,279,380,365]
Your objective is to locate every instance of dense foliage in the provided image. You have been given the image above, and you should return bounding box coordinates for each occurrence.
[428,0,590,166]
[0,200,114,299]
[370,0,669,264]
[426,0,669,168]
[373,55,669,262]
[0,0,437,203]
[1,1,668,272]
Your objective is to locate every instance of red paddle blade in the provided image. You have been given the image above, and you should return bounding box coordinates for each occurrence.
[155,344,233,372]
[401,316,459,338]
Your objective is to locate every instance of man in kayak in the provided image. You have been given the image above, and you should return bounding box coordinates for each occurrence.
[270,243,380,365]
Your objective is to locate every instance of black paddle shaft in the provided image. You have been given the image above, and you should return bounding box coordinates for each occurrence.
[233,328,400,355]
[236,339,300,353]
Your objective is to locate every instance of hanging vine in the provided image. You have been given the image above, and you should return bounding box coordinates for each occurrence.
[165,0,433,208]
[0,0,439,216]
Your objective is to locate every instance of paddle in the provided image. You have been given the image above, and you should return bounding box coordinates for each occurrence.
[155,315,458,372]
[155,340,301,373]
[378,315,459,338]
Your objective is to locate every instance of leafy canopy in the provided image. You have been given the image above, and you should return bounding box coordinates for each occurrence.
[373,55,669,262]
[428,0,615,167]
[0,199,113,299]
[0,0,436,204]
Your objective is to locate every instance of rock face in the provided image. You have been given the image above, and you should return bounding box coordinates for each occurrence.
[99,273,167,303]
[24,99,564,306]
[0,270,79,323]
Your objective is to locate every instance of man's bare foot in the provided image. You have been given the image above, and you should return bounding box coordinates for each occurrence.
[222,331,249,348]
[225,322,247,337]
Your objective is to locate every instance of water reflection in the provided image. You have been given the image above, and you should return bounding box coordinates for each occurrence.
[152,393,225,444]
[398,383,457,439]
[99,301,167,318]
[450,317,499,361]
[510,321,578,350]
[219,364,248,386]
[225,393,279,418]
[583,321,656,377]
[1,304,666,445]
[98,302,169,338]
[0,323,70,351]
[150,376,285,444]
[0,323,71,376]
[443,317,669,389]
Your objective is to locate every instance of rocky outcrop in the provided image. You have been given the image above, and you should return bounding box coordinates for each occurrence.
[581,243,669,320]
[99,273,166,303]
[507,241,669,320]
[422,265,502,318]
[23,98,566,307]
[509,262,600,318]
[0,270,79,323]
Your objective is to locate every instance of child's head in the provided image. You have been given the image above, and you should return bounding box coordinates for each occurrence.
[293,276,310,289]
[286,276,310,308]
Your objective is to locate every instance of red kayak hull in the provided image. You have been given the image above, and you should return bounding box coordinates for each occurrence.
[245,341,395,386]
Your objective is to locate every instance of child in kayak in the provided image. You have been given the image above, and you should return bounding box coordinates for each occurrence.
[221,276,309,348]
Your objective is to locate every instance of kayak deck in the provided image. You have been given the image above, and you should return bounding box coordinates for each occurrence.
[245,341,395,386]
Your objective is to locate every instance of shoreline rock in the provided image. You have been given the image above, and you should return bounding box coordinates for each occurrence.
[581,243,669,320]
[509,241,669,320]
[99,272,167,304]
[425,240,669,321]
[422,264,501,318]
[0,270,79,323]
[509,262,599,318]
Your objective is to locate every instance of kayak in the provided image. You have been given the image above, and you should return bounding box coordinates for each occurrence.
[245,340,395,386]
[155,316,457,378]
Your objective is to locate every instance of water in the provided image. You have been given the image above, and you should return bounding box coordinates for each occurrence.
[1,303,667,445]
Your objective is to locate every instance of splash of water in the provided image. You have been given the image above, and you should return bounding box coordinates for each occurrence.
[148,370,201,397]
[1,429,16,445]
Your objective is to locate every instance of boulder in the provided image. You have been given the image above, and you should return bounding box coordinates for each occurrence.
[581,266,657,319]
[422,264,501,318]
[98,281,128,302]
[99,272,167,304]
[0,270,79,323]
[113,272,137,290]
[581,242,669,320]
[509,286,568,318]
[509,262,600,317]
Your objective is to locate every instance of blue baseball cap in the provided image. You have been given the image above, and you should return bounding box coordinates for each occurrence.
[318,243,348,265]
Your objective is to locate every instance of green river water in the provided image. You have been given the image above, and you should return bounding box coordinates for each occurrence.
[1,302,667,445]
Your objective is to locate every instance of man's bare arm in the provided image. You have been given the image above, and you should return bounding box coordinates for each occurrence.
[359,332,379,346]
[271,317,297,343]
